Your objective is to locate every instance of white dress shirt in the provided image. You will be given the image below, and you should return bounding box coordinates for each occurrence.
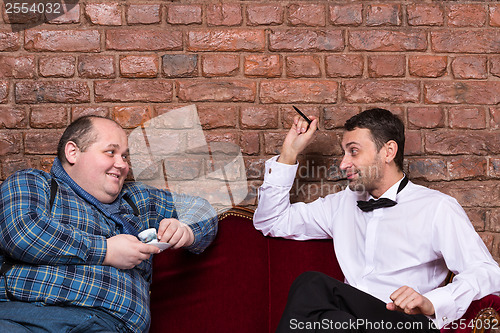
[254,156,500,329]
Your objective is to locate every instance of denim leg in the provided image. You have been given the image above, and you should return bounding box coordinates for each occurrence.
[0,301,127,333]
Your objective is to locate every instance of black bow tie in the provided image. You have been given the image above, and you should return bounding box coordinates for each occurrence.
[357,198,397,212]
[356,176,408,212]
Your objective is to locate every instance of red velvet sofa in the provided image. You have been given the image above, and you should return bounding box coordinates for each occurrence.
[150,207,500,333]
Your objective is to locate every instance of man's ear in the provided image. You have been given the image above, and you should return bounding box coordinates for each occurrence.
[384,140,398,164]
[64,141,79,165]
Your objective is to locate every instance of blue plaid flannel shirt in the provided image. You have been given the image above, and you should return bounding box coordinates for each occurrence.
[0,165,218,333]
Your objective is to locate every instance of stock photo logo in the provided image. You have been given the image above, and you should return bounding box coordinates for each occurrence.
[128,105,248,219]
[3,0,79,32]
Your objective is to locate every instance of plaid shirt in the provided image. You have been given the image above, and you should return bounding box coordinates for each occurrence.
[0,164,218,333]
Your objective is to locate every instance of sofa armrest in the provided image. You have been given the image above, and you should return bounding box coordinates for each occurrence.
[440,294,500,333]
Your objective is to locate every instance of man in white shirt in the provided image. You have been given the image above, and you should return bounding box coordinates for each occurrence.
[253,108,500,332]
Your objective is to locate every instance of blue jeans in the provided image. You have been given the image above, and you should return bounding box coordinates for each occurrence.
[0,301,128,333]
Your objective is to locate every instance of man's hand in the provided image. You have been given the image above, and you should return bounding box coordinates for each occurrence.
[157,218,195,249]
[277,115,318,165]
[387,286,435,316]
[103,234,160,269]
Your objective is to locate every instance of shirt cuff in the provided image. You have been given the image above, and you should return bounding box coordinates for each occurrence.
[263,156,299,187]
[423,287,455,329]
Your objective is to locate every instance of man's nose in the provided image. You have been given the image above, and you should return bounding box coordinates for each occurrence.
[339,154,350,171]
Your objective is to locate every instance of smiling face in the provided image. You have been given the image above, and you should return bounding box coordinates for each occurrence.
[340,128,386,195]
[63,118,130,203]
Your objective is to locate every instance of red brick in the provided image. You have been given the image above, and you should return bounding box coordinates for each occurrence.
[490,56,500,78]
[424,82,500,105]
[325,55,363,78]
[30,106,68,128]
[447,4,486,27]
[85,3,122,26]
[368,55,405,78]
[46,3,80,24]
[282,105,320,129]
[127,4,161,25]
[430,181,500,208]
[241,105,278,129]
[197,105,237,129]
[451,56,487,79]
[1,157,34,179]
[490,108,500,130]
[2,4,42,24]
[204,131,238,147]
[112,106,154,128]
[24,131,62,154]
[25,29,100,52]
[245,158,266,179]
[448,107,486,129]
[0,31,20,51]
[264,131,287,155]
[407,4,444,26]
[465,208,487,232]
[490,210,500,232]
[166,5,202,25]
[287,4,326,27]
[246,4,283,26]
[448,156,488,180]
[0,132,21,155]
[15,81,89,104]
[323,106,360,130]
[244,55,281,78]
[72,106,109,120]
[188,29,265,52]
[269,29,343,52]
[407,158,447,181]
[490,5,500,27]
[95,80,172,103]
[120,55,159,78]
[408,107,444,129]
[491,158,500,178]
[202,54,239,77]
[162,54,198,78]
[240,135,260,155]
[425,130,500,155]
[177,80,256,102]
[343,81,419,104]
[106,29,182,51]
[431,30,500,53]
[78,55,115,79]
[285,55,321,78]
[304,132,342,156]
[39,55,75,78]
[366,4,401,26]
[207,3,242,26]
[0,106,27,128]
[405,130,423,155]
[409,56,447,78]
[0,56,35,79]
[260,80,338,104]
[329,4,362,26]
[349,30,426,52]
[0,81,8,103]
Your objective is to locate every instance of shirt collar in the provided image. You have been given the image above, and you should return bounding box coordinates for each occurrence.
[368,174,406,201]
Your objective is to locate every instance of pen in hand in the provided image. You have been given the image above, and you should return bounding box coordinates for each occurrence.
[292,106,319,131]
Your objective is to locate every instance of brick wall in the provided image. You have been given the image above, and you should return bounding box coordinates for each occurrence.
[0,1,499,262]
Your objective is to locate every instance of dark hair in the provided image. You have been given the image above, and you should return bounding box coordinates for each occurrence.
[344,108,405,171]
[57,115,118,165]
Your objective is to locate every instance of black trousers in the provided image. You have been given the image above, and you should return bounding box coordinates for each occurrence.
[277,271,440,333]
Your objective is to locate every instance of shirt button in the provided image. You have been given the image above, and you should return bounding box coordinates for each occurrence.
[442,316,448,322]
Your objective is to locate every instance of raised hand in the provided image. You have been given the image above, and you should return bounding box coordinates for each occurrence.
[278,115,318,165]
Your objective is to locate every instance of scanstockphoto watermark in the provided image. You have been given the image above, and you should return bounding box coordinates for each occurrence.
[289,318,437,331]
[3,0,79,32]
